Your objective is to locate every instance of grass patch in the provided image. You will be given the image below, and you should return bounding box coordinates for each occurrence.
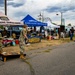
[37,51,42,53]
[43,49,52,53]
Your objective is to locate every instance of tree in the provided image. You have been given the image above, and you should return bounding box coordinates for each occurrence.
[68,23,71,26]
[0,26,3,29]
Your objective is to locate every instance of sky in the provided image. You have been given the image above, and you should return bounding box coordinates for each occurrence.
[0,0,75,26]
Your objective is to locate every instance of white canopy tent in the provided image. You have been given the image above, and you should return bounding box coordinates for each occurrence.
[45,21,60,36]
[46,21,60,28]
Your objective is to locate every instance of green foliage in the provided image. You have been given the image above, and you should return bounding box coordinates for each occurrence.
[74,34,75,37]
[0,26,3,29]
[68,23,71,26]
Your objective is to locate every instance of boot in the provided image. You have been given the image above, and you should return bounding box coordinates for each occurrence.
[20,54,22,59]
[20,54,26,59]
[20,52,23,59]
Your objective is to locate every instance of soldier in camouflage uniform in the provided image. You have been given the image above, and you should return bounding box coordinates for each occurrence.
[19,25,28,59]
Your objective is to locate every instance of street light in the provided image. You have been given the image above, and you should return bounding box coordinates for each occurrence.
[56,12,63,26]
[38,12,45,22]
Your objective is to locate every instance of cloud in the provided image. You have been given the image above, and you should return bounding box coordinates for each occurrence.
[0,0,75,26]
[7,0,25,7]
[0,0,4,7]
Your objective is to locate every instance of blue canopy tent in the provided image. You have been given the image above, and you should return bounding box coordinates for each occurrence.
[21,15,47,40]
[21,14,47,27]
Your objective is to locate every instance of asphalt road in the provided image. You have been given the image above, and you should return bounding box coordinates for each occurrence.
[0,41,75,75]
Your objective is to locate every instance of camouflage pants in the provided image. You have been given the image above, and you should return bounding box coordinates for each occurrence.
[19,44,25,54]
[0,43,3,53]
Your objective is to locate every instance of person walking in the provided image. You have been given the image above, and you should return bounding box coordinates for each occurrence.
[2,28,8,38]
[19,25,28,59]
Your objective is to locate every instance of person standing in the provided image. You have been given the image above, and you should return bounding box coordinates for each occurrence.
[19,25,28,59]
[2,28,8,38]
[71,27,74,37]
[69,27,74,40]
[44,30,48,39]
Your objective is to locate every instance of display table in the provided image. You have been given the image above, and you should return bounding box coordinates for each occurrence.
[28,36,41,43]
[2,38,14,46]
[0,52,26,62]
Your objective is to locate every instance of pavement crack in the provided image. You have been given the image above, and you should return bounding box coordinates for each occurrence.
[22,58,35,75]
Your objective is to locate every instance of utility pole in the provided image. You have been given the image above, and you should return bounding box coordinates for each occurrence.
[61,12,63,26]
[4,0,7,15]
